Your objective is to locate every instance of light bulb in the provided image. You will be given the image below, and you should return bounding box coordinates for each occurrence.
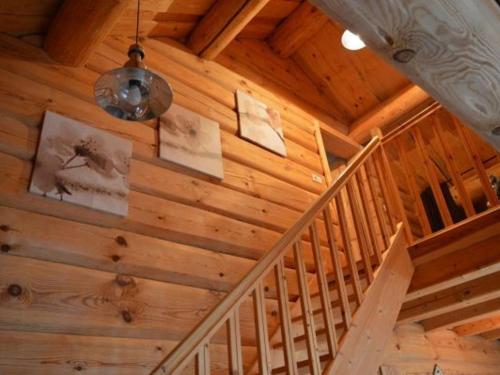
[341,29,365,51]
[127,80,142,106]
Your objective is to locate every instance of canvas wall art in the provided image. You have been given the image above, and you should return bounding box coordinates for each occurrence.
[29,111,132,216]
[159,103,224,179]
[236,89,286,157]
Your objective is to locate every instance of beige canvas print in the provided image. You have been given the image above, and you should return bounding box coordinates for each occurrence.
[236,89,286,157]
[159,103,224,179]
[29,111,132,216]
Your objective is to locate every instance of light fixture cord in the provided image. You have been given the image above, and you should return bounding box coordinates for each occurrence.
[135,0,140,45]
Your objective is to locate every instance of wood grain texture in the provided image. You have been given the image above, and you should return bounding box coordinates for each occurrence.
[44,0,133,66]
[311,0,500,150]
[381,323,500,374]
[268,2,328,58]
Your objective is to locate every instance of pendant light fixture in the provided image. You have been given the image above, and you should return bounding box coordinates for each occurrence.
[94,0,173,121]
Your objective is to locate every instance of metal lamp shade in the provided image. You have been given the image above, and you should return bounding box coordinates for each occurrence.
[94,66,173,121]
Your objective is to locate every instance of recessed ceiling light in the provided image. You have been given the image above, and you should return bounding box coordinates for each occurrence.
[341,29,366,51]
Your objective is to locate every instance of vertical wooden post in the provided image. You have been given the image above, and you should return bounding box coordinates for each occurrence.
[365,158,392,249]
[227,309,244,375]
[293,241,321,375]
[335,194,364,306]
[395,137,432,236]
[453,117,500,207]
[411,126,454,227]
[195,342,210,375]
[274,259,298,374]
[372,151,397,233]
[309,221,338,358]
[372,128,414,242]
[253,282,272,374]
[434,117,476,217]
[323,208,352,327]
[346,182,375,284]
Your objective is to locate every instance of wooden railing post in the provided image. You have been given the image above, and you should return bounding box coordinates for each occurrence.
[253,282,273,374]
[227,309,244,375]
[372,128,413,242]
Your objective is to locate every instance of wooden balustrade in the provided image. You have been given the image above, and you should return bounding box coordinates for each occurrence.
[383,110,499,241]
[149,134,405,375]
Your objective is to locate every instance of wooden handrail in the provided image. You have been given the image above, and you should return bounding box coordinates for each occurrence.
[150,136,381,375]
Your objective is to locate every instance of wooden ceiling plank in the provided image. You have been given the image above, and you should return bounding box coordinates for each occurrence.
[195,0,269,60]
[268,2,328,58]
[421,297,500,332]
[311,0,500,150]
[44,0,134,66]
[349,84,430,144]
[454,315,500,337]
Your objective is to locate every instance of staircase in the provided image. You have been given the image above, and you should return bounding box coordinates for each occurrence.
[149,134,414,375]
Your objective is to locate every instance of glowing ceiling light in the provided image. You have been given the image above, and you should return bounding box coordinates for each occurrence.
[341,29,365,51]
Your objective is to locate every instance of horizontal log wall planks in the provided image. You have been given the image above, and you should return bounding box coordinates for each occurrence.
[380,323,500,375]
[0,32,343,373]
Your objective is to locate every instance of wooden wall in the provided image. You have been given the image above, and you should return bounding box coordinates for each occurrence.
[0,33,343,374]
[380,324,500,375]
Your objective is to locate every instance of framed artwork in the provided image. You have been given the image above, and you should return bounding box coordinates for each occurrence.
[159,103,224,179]
[236,89,286,157]
[29,111,132,216]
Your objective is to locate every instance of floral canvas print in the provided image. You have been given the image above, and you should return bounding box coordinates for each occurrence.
[236,89,286,157]
[159,103,224,179]
[29,111,132,216]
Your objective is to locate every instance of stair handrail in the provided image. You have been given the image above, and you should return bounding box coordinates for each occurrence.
[150,135,381,375]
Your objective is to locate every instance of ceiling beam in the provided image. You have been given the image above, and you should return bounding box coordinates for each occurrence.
[481,328,500,341]
[421,297,500,332]
[187,0,270,60]
[311,0,500,150]
[454,315,500,337]
[349,84,431,144]
[399,272,500,325]
[268,2,329,58]
[44,0,133,66]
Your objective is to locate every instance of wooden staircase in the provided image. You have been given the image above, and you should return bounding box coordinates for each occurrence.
[149,135,414,375]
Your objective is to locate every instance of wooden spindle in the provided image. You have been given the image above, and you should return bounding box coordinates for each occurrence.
[372,148,397,233]
[453,118,500,207]
[293,241,321,375]
[323,208,353,328]
[412,126,454,227]
[346,182,375,284]
[434,118,476,217]
[253,282,272,375]
[377,143,414,242]
[365,158,392,249]
[395,137,432,236]
[227,309,244,375]
[274,258,298,374]
[309,221,338,357]
[335,194,364,306]
[195,343,210,375]
[355,171,383,265]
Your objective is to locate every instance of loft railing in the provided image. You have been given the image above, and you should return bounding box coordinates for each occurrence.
[382,110,500,241]
[149,133,406,375]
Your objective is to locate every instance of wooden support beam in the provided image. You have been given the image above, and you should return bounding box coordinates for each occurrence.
[268,2,329,58]
[454,315,500,337]
[323,226,414,375]
[421,298,500,332]
[321,124,362,159]
[311,0,500,150]
[189,0,271,60]
[44,0,133,66]
[350,85,430,144]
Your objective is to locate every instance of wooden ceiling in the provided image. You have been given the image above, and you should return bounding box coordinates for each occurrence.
[1,0,422,140]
